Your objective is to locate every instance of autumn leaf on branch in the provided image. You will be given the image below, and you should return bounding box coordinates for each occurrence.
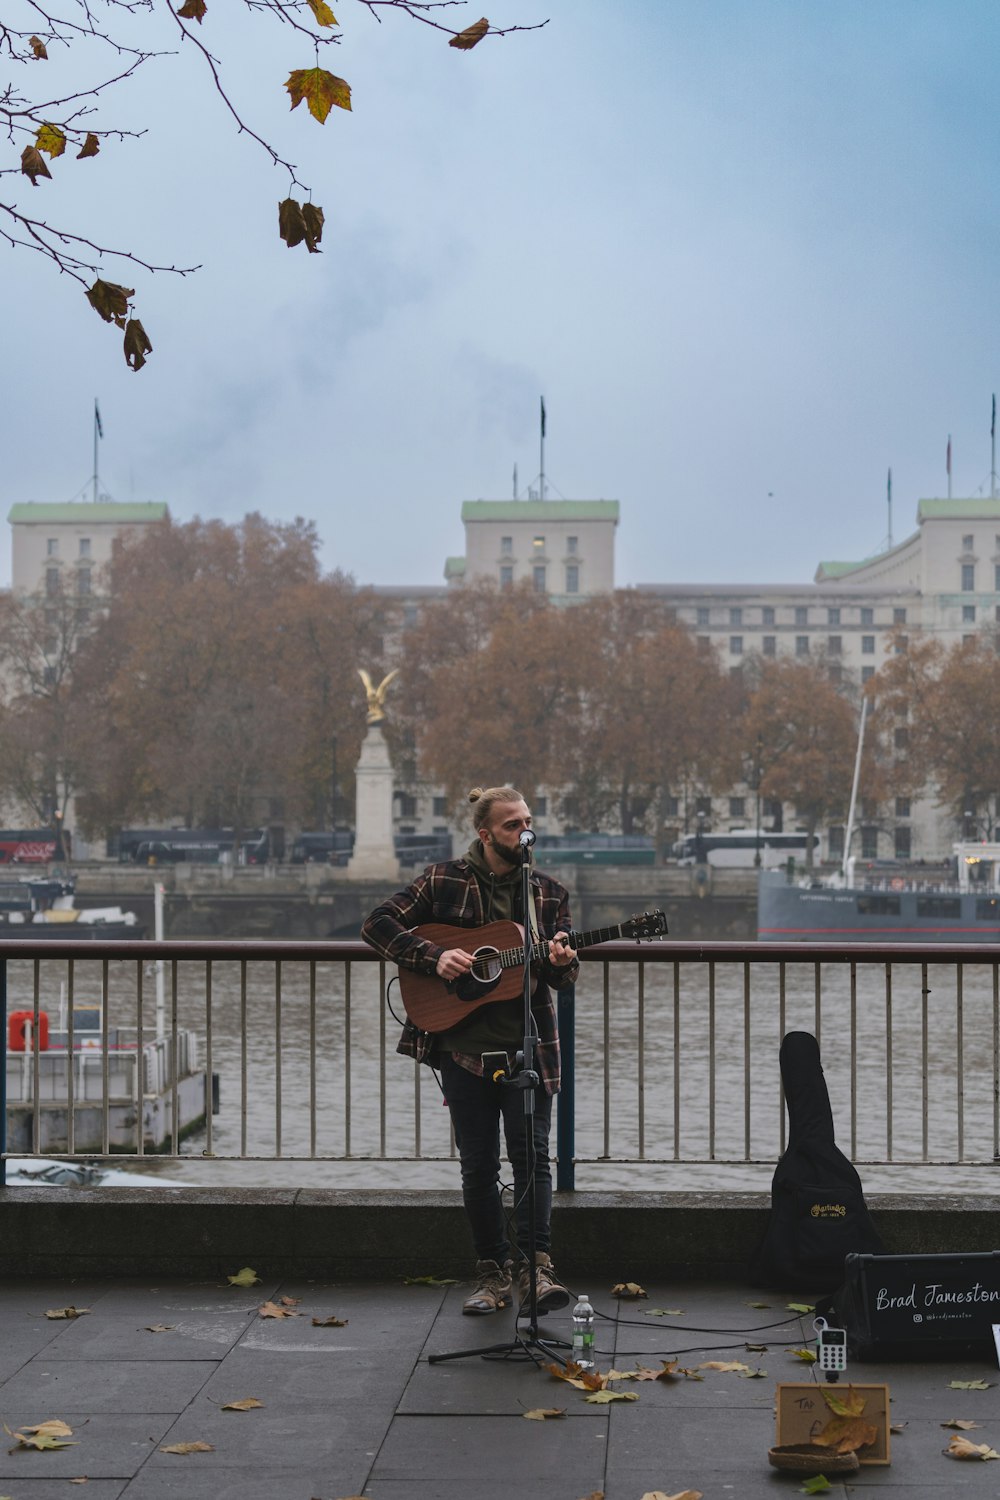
[21,147,51,185]
[307,0,339,25]
[77,133,100,159]
[449,17,490,49]
[279,198,323,252]
[86,279,133,327]
[29,35,48,59]
[36,123,67,158]
[285,68,351,123]
[302,202,324,253]
[123,317,153,372]
[178,0,208,21]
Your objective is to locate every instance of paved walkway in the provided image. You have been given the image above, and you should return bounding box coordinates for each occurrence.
[0,1275,997,1499]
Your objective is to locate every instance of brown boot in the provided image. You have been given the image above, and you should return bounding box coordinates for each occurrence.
[517,1251,570,1315]
[462,1258,513,1315]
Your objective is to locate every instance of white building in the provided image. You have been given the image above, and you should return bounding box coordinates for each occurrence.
[8,500,168,598]
[446,498,619,598]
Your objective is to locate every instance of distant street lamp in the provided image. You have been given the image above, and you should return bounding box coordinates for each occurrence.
[753,737,763,869]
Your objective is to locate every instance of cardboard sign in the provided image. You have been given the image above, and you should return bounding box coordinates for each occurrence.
[775,1382,891,1465]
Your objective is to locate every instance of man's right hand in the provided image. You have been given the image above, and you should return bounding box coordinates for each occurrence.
[436,946,474,981]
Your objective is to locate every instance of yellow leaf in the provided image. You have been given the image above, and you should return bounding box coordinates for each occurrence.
[36,123,67,158]
[221,1397,263,1411]
[946,1434,1000,1460]
[790,1346,818,1362]
[312,1314,348,1327]
[123,317,152,372]
[949,1379,994,1390]
[178,0,207,20]
[20,145,51,184]
[584,1389,638,1404]
[45,1306,89,1319]
[522,1407,565,1420]
[29,35,48,58]
[820,1384,867,1418]
[449,16,490,49]
[77,133,100,159]
[611,1281,647,1299]
[145,1324,174,1333]
[285,67,351,123]
[307,0,338,24]
[641,1492,703,1500]
[543,1360,605,1390]
[20,1421,74,1438]
[813,1415,879,1454]
[159,1440,214,1455]
[226,1266,260,1290]
[698,1360,749,1373]
[278,1296,301,1307]
[786,1302,815,1314]
[259,1300,299,1318]
[8,1420,78,1451]
[644,1307,685,1317]
[942,1419,983,1430]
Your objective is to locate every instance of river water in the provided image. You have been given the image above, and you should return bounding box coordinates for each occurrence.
[7,951,1000,1196]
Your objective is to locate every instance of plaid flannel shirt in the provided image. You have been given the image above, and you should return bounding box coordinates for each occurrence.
[361,856,578,1094]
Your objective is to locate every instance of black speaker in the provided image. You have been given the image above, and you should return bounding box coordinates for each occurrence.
[822,1251,1000,1361]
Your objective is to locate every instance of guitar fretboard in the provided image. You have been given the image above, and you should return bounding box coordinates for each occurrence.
[470,922,635,976]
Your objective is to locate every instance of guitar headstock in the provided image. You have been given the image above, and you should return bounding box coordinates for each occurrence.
[622,909,668,940]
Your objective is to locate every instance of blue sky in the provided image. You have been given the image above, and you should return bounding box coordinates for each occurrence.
[4,0,1000,589]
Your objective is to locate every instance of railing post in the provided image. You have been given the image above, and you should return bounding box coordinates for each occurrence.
[556,982,575,1190]
[1,957,6,1185]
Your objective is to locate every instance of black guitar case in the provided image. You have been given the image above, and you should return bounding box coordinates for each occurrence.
[749,1031,884,1290]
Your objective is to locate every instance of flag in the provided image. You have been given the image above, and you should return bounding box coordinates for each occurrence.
[887,466,892,501]
[540,396,546,439]
[993,394,996,440]
[94,399,103,439]
[946,436,951,476]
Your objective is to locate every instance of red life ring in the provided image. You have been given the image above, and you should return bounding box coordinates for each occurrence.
[8,1010,49,1051]
[889,877,905,892]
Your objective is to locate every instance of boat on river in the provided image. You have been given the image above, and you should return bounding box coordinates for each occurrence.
[0,875,143,939]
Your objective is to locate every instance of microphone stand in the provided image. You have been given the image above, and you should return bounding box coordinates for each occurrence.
[429,830,570,1367]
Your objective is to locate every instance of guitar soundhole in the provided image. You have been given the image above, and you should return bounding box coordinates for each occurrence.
[469,945,502,987]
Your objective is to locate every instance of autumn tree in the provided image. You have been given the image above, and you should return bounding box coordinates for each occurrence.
[2,1,541,367]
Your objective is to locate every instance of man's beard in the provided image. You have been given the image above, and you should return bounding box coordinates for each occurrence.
[490,836,522,867]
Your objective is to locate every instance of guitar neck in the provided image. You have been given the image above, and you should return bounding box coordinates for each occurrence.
[502,921,633,973]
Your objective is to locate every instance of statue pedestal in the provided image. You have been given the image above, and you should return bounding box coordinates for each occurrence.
[346,724,400,882]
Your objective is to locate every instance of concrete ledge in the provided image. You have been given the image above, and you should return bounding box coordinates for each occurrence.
[1,1188,998,1280]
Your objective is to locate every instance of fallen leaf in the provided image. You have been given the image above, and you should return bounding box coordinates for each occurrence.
[522,1407,565,1420]
[221,1398,263,1411]
[644,1307,684,1317]
[448,16,489,48]
[889,1420,908,1433]
[6,1418,78,1451]
[640,1492,703,1500]
[628,1361,684,1382]
[159,1440,214,1455]
[745,1342,768,1353]
[312,1315,348,1327]
[820,1385,867,1418]
[36,122,67,158]
[145,1325,174,1334]
[21,146,52,183]
[306,0,338,24]
[698,1360,750,1373]
[747,1301,771,1308]
[813,1414,879,1454]
[787,1302,815,1314]
[123,317,152,372]
[178,0,207,19]
[577,1493,604,1500]
[258,1300,301,1319]
[86,279,132,327]
[584,1389,638,1404]
[800,1479,832,1496]
[949,1379,994,1390]
[70,1481,88,1485]
[278,1296,301,1307]
[45,1306,89,1320]
[403,1275,458,1286]
[543,1360,606,1391]
[942,1419,983,1430]
[29,35,48,58]
[19,1421,74,1438]
[790,1346,818,1362]
[76,133,100,159]
[226,1266,260,1290]
[611,1281,647,1299]
[285,67,351,122]
[945,1434,1000,1460]
[740,1367,768,1378]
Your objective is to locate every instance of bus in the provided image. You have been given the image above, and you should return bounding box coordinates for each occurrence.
[120,828,271,865]
[0,829,59,864]
[672,830,819,869]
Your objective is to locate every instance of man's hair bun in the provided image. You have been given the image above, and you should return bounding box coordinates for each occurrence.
[468,787,485,805]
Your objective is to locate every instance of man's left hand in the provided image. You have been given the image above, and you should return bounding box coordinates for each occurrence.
[547,931,576,968]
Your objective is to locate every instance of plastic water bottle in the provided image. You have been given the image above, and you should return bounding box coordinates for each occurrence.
[571,1293,595,1368]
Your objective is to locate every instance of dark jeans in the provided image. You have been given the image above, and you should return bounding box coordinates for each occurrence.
[438,1053,553,1266]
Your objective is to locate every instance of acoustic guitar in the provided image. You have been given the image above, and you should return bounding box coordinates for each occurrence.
[398,910,668,1032]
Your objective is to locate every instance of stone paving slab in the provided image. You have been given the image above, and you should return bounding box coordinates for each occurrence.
[0,1358,215,1412]
[370,1412,611,1486]
[0,1482,128,1500]
[0,1411,176,1482]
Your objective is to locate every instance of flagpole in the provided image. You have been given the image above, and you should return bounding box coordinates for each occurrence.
[887,466,892,548]
[93,399,99,505]
[539,396,546,502]
[947,435,952,501]
[991,395,996,499]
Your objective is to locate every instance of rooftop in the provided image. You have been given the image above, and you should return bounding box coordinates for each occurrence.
[7,501,168,524]
[461,500,620,523]
[918,496,1000,520]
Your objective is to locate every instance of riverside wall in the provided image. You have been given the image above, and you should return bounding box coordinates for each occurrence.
[71,864,758,941]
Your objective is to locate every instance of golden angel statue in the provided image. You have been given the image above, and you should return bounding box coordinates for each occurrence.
[358,668,398,724]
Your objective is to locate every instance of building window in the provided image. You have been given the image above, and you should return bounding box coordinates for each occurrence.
[828,661,843,683]
[402,605,419,628]
[565,564,579,594]
[861,665,875,683]
[963,604,976,622]
[397,793,417,817]
[762,606,775,626]
[45,567,59,595]
[963,534,974,551]
[893,607,907,624]
[828,635,842,654]
[828,607,841,626]
[729,607,742,626]
[861,635,875,654]
[432,797,447,816]
[729,636,743,655]
[894,635,908,654]
[46,538,58,557]
[895,826,912,860]
[861,607,874,625]
[499,564,513,588]
[697,635,710,652]
[532,535,545,551]
[763,635,776,656]
[532,564,546,592]
[861,826,879,859]
[962,564,975,591]
[795,635,809,656]
[534,796,547,816]
[895,796,911,817]
[795,606,808,626]
[663,796,680,817]
[729,797,746,819]
[894,725,909,750]
[500,535,512,555]
[695,796,712,816]
[79,537,91,558]
[994,562,1000,592]
[566,535,578,554]
[696,606,710,626]
[829,825,845,858]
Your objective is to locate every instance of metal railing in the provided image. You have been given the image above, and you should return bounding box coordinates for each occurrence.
[2,938,999,1186]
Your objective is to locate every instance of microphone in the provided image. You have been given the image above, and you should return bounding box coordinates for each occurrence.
[518,829,536,849]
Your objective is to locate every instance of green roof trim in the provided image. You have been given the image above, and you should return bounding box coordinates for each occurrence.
[444,556,466,578]
[918,498,1000,519]
[461,500,619,522]
[7,502,168,524]
[815,558,875,579]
